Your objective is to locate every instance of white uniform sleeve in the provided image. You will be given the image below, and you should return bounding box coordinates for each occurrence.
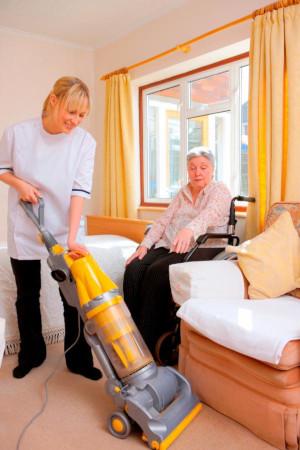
[0,127,14,175]
[71,133,96,199]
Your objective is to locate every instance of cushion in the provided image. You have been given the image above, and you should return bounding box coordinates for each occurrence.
[169,260,245,306]
[264,202,300,300]
[226,211,300,299]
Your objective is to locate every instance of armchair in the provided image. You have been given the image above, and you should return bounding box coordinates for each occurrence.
[170,202,300,450]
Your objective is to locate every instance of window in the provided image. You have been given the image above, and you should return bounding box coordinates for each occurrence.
[140,54,249,204]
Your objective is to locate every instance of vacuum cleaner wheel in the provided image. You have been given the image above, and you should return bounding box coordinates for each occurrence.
[108,411,132,439]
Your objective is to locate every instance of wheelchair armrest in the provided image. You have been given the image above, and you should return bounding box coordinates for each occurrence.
[184,233,239,262]
[213,250,237,261]
[196,233,238,245]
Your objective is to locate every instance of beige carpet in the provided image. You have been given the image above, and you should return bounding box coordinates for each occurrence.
[0,343,277,450]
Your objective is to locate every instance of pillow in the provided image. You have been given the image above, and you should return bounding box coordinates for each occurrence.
[169,260,245,306]
[226,211,300,299]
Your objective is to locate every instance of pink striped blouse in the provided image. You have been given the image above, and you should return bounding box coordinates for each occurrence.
[141,181,232,250]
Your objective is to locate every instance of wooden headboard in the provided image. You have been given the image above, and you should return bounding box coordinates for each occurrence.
[86,215,153,243]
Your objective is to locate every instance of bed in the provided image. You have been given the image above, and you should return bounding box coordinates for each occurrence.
[0,215,152,355]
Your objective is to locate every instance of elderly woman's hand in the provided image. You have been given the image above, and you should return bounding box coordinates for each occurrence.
[171,228,194,253]
[125,245,148,266]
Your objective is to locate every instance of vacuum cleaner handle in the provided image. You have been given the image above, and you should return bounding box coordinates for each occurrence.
[19,198,58,250]
[19,197,45,231]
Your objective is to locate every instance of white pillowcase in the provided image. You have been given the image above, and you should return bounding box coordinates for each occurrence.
[169,260,245,306]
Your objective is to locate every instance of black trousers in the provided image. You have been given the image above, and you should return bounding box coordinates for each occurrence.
[123,246,223,354]
[10,258,93,369]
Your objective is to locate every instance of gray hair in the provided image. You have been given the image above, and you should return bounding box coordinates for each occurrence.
[186,146,215,167]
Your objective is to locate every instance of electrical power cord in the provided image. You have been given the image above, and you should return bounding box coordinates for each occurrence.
[15,312,81,450]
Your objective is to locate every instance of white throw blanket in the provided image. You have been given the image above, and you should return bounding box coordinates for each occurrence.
[177,295,300,364]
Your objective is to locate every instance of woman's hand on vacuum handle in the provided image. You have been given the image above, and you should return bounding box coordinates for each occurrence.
[0,172,41,203]
[17,180,42,204]
[125,245,148,266]
[67,239,88,256]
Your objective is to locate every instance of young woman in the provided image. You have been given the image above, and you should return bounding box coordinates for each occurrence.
[0,76,101,380]
[123,147,232,354]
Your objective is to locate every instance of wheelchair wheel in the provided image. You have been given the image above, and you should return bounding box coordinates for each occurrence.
[155,328,180,366]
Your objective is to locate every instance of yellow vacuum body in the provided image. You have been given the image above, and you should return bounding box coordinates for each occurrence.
[66,253,153,379]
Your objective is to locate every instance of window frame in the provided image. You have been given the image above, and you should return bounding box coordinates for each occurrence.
[139,52,249,207]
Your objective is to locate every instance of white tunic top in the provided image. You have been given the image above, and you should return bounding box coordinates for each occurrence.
[0,118,96,260]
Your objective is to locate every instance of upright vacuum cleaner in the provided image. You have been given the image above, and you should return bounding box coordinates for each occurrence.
[20,199,201,450]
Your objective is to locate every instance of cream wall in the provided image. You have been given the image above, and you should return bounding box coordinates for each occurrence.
[94,0,267,220]
[0,28,96,242]
[0,0,268,242]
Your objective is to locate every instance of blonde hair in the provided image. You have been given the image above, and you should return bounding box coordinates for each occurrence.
[42,76,90,117]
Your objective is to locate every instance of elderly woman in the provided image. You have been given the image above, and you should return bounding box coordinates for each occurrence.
[123,146,232,354]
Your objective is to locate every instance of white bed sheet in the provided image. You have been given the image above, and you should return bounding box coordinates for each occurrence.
[0,235,137,354]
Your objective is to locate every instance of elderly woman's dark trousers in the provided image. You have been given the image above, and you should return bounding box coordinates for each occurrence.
[123,246,223,354]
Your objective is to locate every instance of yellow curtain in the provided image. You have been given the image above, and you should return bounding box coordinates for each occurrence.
[104,73,136,218]
[246,0,300,237]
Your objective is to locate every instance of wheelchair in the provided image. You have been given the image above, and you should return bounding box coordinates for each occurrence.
[154,195,255,366]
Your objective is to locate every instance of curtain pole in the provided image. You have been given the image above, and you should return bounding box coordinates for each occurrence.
[100,13,252,80]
